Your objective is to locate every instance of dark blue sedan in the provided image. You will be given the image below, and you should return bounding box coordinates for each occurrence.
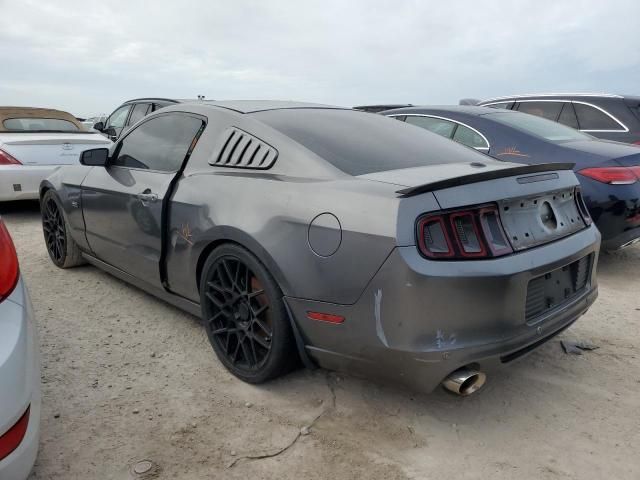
[382,106,640,250]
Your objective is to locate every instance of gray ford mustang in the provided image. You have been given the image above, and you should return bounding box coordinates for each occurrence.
[40,101,600,396]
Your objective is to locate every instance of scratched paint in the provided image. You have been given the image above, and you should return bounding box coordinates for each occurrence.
[374,289,389,347]
[436,329,457,349]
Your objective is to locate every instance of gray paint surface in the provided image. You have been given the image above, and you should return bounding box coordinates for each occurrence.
[41,101,601,392]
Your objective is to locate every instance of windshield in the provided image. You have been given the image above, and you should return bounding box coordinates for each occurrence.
[487,111,592,143]
[3,118,80,132]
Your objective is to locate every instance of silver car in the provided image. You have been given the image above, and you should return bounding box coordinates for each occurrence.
[40,101,599,396]
[0,218,40,478]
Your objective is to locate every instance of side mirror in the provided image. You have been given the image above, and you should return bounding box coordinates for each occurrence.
[93,121,104,131]
[104,127,117,140]
[80,148,109,167]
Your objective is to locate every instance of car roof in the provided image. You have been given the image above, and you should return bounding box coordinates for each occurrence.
[0,107,83,131]
[479,93,625,103]
[121,97,185,105]
[382,105,501,116]
[187,100,347,114]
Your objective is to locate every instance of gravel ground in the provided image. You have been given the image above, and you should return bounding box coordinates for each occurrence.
[2,201,639,480]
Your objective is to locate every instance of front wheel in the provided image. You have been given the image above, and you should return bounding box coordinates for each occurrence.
[41,190,85,268]
[199,244,297,383]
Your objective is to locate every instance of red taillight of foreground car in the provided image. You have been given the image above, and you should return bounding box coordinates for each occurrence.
[417,204,513,260]
[0,148,21,165]
[0,219,20,302]
[579,166,639,185]
[0,406,30,461]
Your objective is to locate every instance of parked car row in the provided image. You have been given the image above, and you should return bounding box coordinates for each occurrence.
[0,92,636,479]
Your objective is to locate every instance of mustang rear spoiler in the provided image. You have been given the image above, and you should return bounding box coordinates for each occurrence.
[396,163,575,197]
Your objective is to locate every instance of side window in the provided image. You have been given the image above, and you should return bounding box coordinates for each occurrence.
[112,114,204,172]
[516,101,563,121]
[557,103,579,129]
[405,116,456,138]
[573,103,623,130]
[153,103,170,112]
[486,102,514,109]
[391,115,406,122]
[105,105,131,130]
[452,125,489,150]
[127,103,151,126]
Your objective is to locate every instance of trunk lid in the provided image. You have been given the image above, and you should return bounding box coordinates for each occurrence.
[0,133,111,166]
[385,161,588,252]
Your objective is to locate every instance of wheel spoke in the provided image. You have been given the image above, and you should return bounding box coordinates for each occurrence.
[249,329,271,349]
[253,317,272,337]
[251,303,269,318]
[205,291,224,309]
[247,289,265,299]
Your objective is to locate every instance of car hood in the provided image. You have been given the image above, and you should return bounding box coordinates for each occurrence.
[357,160,522,188]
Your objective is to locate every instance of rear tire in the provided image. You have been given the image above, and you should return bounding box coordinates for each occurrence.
[199,243,297,383]
[41,190,85,268]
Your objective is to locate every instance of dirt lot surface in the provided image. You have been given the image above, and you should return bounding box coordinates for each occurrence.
[2,201,639,480]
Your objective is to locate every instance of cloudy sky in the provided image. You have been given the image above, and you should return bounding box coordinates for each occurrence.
[1,0,638,117]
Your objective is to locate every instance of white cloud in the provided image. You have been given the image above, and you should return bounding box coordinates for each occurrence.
[0,0,638,117]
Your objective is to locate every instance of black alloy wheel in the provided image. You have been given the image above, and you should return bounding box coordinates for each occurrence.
[200,244,296,383]
[42,196,66,265]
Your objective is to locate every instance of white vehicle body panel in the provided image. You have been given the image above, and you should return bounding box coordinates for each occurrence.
[0,277,40,480]
[0,132,111,200]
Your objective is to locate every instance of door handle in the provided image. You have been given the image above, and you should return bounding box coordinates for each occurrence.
[137,190,158,203]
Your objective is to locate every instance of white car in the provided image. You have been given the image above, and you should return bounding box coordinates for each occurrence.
[0,218,40,479]
[0,107,112,201]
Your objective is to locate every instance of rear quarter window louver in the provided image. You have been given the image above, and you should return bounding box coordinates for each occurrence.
[209,127,278,169]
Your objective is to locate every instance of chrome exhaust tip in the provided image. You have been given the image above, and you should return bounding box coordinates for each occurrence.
[442,368,486,396]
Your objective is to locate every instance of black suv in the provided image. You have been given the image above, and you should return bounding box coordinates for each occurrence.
[95,98,187,141]
[477,94,640,144]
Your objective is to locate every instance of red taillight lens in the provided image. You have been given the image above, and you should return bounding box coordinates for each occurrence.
[0,406,29,461]
[0,219,20,302]
[0,149,21,165]
[417,215,455,258]
[450,212,486,257]
[579,167,638,185]
[417,205,512,260]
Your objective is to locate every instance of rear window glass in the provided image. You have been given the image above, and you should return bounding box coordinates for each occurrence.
[487,111,591,143]
[253,109,483,176]
[3,118,79,132]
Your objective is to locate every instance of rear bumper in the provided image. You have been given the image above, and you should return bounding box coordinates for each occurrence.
[0,165,58,201]
[0,278,41,479]
[287,225,600,393]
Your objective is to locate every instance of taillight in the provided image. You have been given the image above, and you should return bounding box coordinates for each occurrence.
[578,166,638,185]
[416,204,513,260]
[0,406,30,461]
[0,219,20,302]
[0,148,21,165]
